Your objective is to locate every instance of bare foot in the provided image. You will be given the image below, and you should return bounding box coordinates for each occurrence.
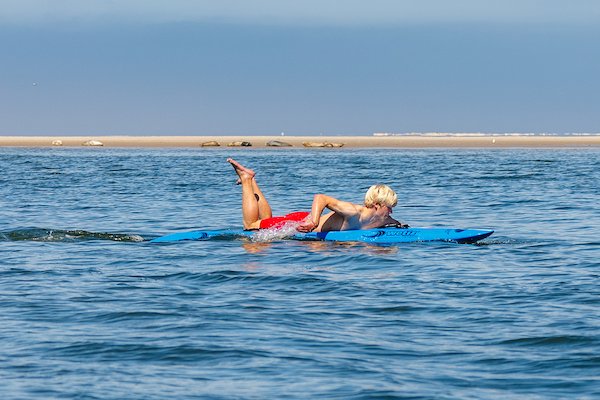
[227,158,256,183]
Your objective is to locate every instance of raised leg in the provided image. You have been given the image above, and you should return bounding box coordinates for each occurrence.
[252,179,272,220]
[228,158,272,229]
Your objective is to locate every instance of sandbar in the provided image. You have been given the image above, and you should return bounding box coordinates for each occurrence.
[0,135,599,148]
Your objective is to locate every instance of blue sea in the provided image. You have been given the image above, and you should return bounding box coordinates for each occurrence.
[1,147,599,399]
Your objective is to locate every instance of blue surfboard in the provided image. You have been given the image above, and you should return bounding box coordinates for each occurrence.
[150,227,493,244]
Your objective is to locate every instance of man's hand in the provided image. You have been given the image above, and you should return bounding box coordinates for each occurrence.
[297,219,317,233]
[382,222,410,228]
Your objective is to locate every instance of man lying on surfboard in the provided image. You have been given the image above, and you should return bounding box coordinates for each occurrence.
[227,158,407,233]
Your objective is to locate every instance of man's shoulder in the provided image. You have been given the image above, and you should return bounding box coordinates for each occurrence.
[347,203,365,214]
[355,203,369,212]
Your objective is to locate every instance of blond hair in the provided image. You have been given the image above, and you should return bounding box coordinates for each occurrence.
[364,184,397,208]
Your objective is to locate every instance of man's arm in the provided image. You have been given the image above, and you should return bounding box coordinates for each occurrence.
[297,194,359,232]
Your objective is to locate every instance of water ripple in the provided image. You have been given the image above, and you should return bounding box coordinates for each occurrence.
[0,148,599,399]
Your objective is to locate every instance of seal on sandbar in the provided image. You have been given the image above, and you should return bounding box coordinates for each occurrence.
[302,141,344,148]
[82,140,104,147]
[200,141,221,147]
[227,141,252,147]
[266,140,292,147]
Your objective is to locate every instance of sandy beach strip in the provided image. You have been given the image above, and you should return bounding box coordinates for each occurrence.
[1,135,599,148]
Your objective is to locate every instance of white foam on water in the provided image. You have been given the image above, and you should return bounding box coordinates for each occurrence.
[251,222,302,242]
[128,235,146,242]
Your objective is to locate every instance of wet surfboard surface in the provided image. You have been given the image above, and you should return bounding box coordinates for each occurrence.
[150,227,494,244]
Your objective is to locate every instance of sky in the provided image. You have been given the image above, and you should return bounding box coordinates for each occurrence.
[1,0,599,135]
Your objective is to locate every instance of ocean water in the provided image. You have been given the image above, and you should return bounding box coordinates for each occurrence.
[1,147,598,399]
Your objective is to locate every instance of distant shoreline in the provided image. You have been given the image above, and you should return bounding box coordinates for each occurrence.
[1,135,599,148]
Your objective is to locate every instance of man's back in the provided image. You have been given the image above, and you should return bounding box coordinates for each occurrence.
[315,205,399,232]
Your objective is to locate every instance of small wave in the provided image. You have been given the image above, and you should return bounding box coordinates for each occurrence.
[499,335,597,347]
[475,237,549,246]
[0,228,144,242]
[475,173,543,181]
[48,341,271,362]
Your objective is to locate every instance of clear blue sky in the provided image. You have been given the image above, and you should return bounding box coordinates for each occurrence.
[1,0,599,135]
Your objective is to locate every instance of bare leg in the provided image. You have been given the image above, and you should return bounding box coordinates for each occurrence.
[235,178,271,218]
[228,158,272,229]
[252,180,272,220]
